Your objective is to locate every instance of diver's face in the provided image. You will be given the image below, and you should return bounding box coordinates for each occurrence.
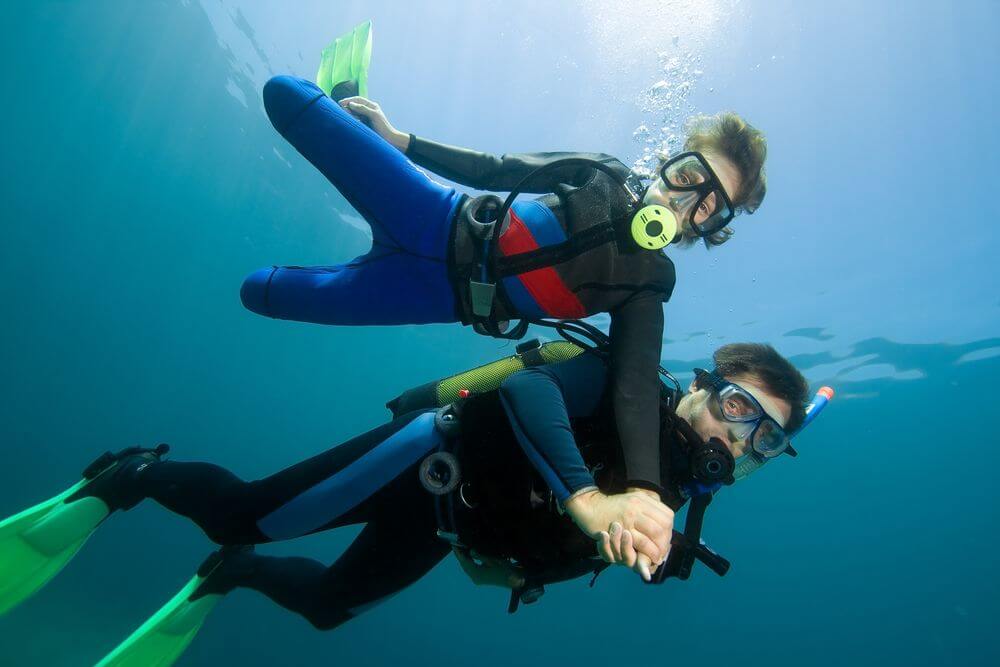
[675,373,791,458]
[643,151,742,240]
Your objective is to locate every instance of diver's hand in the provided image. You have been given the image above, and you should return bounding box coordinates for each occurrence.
[453,547,526,590]
[623,487,669,581]
[338,96,410,151]
[564,489,673,581]
[596,522,659,582]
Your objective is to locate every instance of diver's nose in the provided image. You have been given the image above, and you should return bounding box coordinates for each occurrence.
[667,191,696,212]
[729,438,750,458]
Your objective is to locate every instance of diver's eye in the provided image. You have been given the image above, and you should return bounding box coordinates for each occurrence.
[723,395,755,418]
[695,192,718,222]
[675,172,691,186]
[694,200,711,224]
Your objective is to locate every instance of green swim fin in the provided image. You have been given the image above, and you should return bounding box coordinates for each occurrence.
[95,574,222,667]
[95,547,246,667]
[316,19,373,99]
[0,479,109,616]
[0,445,169,616]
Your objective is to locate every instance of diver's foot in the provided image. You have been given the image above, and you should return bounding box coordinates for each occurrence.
[329,80,360,102]
[191,545,256,599]
[71,444,170,512]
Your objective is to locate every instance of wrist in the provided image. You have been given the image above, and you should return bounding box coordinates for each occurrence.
[389,130,410,152]
[627,487,661,501]
[563,487,602,523]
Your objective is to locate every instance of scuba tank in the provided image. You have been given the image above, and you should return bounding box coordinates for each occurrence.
[386,338,584,417]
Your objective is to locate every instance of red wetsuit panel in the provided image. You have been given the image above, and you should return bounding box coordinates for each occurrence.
[498,210,587,318]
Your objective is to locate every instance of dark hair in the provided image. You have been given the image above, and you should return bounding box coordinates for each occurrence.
[698,343,809,432]
[676,112,768,247]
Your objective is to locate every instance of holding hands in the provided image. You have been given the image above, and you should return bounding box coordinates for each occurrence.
[564,488,674,582]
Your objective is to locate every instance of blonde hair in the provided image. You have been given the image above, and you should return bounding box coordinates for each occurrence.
[680,112,768,247]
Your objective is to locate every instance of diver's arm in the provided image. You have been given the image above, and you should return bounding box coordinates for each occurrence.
[406,135,622,192]
[499,354,673,576]
[497,353,608,501]
[608,290,669,492]
[337,96,623,191]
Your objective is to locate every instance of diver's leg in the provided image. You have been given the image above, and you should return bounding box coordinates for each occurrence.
[195,407,451,630]
[91,414,445,665]
[239,247,458,325]
[197,503,449,630]
[262,75,460,257]
[132,411,444,544]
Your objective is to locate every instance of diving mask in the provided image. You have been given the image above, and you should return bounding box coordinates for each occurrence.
[656,152,735,237]
[693,368,791,460]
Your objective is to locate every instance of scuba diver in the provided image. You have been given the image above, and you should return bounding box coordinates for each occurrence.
[239,21,770,575]
[0,333,828,666]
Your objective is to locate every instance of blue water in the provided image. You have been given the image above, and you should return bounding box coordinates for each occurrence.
[1,1,997,665]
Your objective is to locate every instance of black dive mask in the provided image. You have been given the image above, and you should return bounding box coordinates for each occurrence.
[655,152,736,238]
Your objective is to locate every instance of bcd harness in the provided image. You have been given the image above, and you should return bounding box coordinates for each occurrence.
[420,399,731,613]
[459,158,673,340]
[388,324,732,613]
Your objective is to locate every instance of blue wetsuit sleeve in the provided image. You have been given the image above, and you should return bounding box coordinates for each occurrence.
[498,352,609,502]
[406,135,626,193]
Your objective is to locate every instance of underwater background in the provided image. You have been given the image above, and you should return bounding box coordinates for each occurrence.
[1,1,997,665]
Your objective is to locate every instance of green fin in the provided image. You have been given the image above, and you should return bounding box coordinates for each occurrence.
[316,19,373,98]
[95,568,223,667]
[0,479,110,616]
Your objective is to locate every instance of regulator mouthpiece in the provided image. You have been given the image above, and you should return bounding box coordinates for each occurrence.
[631,205,678,250]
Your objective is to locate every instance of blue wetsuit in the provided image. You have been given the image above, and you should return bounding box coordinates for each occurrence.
[241,75,463,324]
[241,75,674,498]
[123,353,612,628]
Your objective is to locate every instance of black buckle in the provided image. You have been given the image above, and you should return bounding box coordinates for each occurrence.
[507,584,545,614]
[648,492,730,584]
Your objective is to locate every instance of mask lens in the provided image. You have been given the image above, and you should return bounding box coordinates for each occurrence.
[720,392,757,420]
[752,419,788,458]
[717,386,761,421]
[689,193,733,235]
[663,155,710,189]
[660,153,735,236]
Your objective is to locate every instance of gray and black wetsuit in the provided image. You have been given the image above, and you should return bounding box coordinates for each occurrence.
[122,353,682,630]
